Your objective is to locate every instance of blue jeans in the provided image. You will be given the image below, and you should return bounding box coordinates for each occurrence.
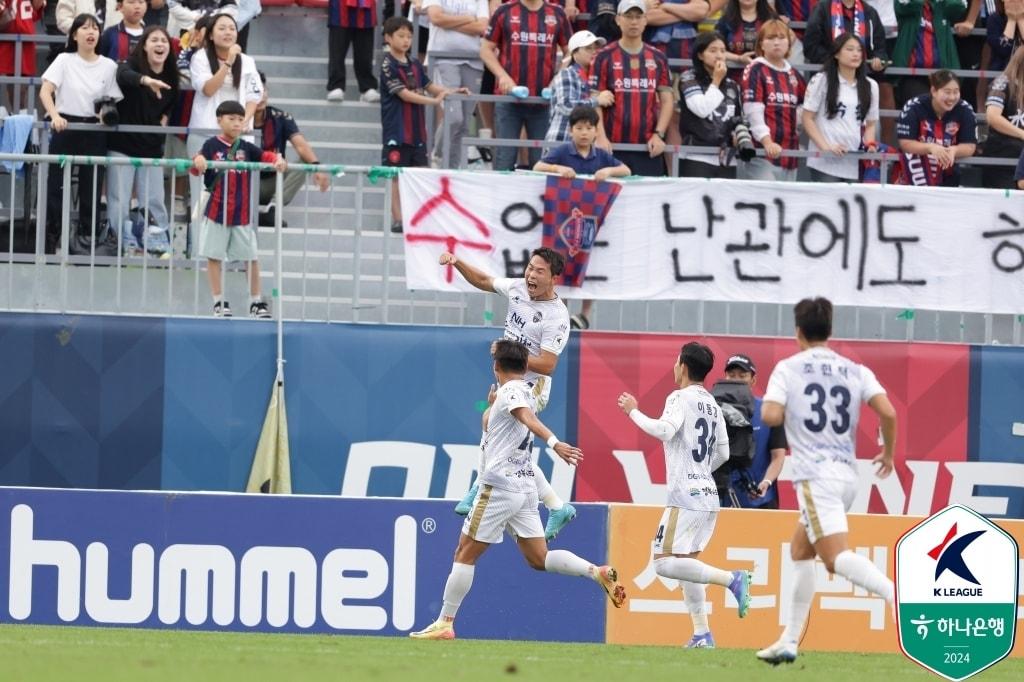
[494,101,549,171]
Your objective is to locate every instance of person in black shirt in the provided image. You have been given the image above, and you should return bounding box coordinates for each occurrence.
[253,72,330,227]
[108,25,180,256]
[984,46,1024,189]
[677,31,743,178]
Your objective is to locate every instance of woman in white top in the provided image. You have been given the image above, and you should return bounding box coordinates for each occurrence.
[187,12,262,212]
[39,13,123,254]
[802,32,879,182]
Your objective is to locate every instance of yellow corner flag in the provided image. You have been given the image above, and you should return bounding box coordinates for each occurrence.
[246,367,292,494]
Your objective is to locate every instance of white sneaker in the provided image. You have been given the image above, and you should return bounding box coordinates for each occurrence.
[756,639,798,665]
[326,88,345,102]
[360,88,381,103]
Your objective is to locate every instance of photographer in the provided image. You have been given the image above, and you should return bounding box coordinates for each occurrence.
[677,31,745,178]
[712,354,787,509]
[108,25,180,256]
[39,14,123,254]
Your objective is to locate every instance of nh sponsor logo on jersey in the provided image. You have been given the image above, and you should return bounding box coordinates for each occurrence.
[6,504,417,631]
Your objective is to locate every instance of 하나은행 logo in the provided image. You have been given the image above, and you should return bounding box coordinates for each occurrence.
[895,505,1019,682]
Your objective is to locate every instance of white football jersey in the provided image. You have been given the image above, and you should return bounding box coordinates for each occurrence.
[493,278,570,409]
[478,380,537,494]
[763,347,886,483]
[658,385,730,512]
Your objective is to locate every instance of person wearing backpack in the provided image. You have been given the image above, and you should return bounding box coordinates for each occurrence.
[710,354,788,509]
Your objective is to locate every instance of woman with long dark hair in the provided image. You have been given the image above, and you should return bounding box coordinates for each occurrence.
[38,13,122,254]
[983,46,1024,189]
[108,25,181,257]
[677,31,743,178]
[715,0,777,74]
[187,12,262,212]
[802,32,879,181]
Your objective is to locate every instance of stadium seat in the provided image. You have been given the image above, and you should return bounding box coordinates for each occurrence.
[295,0,328,7]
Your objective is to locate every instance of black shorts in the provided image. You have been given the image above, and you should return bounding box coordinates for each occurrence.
[481,69,495,96]
[382,144,429,167]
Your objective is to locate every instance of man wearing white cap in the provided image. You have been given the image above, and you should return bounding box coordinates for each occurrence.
[544,30,615,143]
[591,0,675,176]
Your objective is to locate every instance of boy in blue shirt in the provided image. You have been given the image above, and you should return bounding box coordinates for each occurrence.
[192,100,287,319]
[534,105,630,181]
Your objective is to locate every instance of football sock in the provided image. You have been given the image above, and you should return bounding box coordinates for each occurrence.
[654,557,733,587]
[439,562,474,620]
[544,550,592,577]
[782,559,815,643]
[534,467,563,510]
[833,550,895,602]
[682,582,710,635]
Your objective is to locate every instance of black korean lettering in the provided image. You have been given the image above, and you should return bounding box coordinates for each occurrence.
[798,200,850,270]
[982,214,1024,273]
[502,249,532,277]
[869,204,927,287]
[501,200,543,233]
[730,202,780,282]
[671,248,714,282]
[662,196,725,237]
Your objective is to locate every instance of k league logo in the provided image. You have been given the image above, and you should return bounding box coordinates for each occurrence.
[895,505,1019,681]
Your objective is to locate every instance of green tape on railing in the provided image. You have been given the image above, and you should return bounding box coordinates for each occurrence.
[57,154,67,168]
[272,288,279,298]
[483,310,494,322]
[367,166,401,184]
[896,309,915,321]
[129,157,142,168]
[173,158,191,174]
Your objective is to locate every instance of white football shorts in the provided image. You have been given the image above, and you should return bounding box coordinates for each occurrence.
[462,484,544,544]
[795,478,857,545]
[652,506,718,555]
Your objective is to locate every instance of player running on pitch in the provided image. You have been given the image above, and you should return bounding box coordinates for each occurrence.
[756,297,897,665]
[617,342,752,649]
[439,247,576,540]
[410,340,626,640]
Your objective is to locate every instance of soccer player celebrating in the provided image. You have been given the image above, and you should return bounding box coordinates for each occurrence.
[410,340,626,640]
[756,297,898,665]
[617,342,752,649]
[440,247,576,541]
[591,0,675,176]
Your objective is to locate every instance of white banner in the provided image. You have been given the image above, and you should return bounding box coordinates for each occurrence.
[399,168,1024,315]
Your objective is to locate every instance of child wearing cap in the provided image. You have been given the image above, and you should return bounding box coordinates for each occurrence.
[544,30,616,142]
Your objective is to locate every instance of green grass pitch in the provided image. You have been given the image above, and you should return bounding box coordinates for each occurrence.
[2,624,1021,682]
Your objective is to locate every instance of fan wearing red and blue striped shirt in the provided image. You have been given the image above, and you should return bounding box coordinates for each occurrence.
[481,0,573,171]
[326,0,380,103]
[895,70,977,186]
[591,0,674,176]
[739,19,805,181]
[98,0,147,63]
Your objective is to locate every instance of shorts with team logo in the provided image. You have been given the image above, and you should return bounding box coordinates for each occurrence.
[795,478,857,545]
[652,506,718,555]
[462,484,544,544]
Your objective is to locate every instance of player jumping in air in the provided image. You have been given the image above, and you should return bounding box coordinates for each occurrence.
[618,342,753,649]
[756,297,898,665]
[410,340,626,640]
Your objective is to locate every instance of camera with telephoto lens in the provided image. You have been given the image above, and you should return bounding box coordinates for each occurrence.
[94,97,119,126]
[728,117,757,162]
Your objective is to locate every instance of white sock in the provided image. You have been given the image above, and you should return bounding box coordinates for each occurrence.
[781,559,815,644]
[212,294,222,304]
[544,549,592,577]
[534,467,563,510]
[833,550,895,602]
[682,581,710,635]
[439,562,474,620]
[654,556,733,587]
[251,295,261,305]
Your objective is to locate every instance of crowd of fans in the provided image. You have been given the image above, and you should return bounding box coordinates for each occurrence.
[0,0,1020,316]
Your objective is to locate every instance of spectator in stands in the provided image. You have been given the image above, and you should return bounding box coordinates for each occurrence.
[775,0,813,35]
[0,0,45,111]
[892,0,966,104]
[802,32,879,181]
[545,29,611,143]
[645,0,711,72]
[326,0,380,103]
[188,12,262,213]
[422,0,489,168]
[144,0,169,29]
[235,0,260,50]
[534,104,630,178]
[895,69,977,185]
[381,16,463,232]
[715,0,777,77]
[589,0,621,44]
[169,0,237,38]
[803,0,888,67]
[56,0,107,34]
[480,0,572,171]
[591,0,674,177]
[739,18,805,180]
[987,0,1024,72]
[677,30,743,178]
[108,25,179,256]
[254,72,330,226]
[983,46,1024,188]
[191,99,286,318]
[39,13,123,254]
[99,0,148,62]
